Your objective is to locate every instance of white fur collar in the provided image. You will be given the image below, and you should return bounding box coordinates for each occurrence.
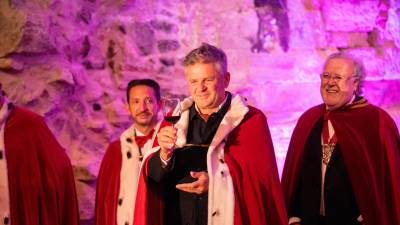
[0,97,12,127]
[117,122,160,225]
[172,94,249,225]
[174,94,249,148]
[0,97,12,224]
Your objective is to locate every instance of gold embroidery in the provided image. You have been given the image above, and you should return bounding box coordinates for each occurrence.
[183,143,210,148]
[322,143,335,165]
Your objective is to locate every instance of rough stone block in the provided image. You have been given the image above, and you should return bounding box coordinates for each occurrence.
[0,58,24,71]
[363,79,400,107]
[157,39,180,53]
[132,22,155,56]
[385,7,400,48]
[150,19,178,34]
[0,2,26,57]
[326,31,370,48]
[323,0,379,32]
[343,48,386,78]
[1,0,399,222]
[288,1,327,49]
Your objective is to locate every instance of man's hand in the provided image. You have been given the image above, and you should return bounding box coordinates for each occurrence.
[176,171,209,194]
[157,126,177,160]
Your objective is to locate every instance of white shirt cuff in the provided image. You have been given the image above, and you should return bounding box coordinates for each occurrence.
[160,154,172,167]
[288,217,301,224]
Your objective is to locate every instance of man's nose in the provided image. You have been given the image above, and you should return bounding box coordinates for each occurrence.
[199,81,207,90]
[139,101,148,111]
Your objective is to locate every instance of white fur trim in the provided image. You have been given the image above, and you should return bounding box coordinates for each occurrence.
[0,97,12,224]
[173,94,249,225]
[174,97,193,148]
[207,94,249,225]
[117,122,160,225]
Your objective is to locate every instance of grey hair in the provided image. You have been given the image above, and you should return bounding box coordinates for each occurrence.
[324,52,366,96]
[183,43,228,75]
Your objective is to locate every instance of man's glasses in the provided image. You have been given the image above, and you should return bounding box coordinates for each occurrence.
[320,73,357,82]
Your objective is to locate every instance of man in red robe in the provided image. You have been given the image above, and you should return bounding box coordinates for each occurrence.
[95,79,162,225]
[282,53,400,225]
[134,43,287,225]
[0,83,80,225]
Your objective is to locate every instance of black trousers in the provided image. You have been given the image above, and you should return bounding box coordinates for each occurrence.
[317,215,361,225]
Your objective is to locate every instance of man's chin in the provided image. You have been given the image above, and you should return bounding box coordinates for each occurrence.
[134,119,152,126]
[195,100,214,109]
[324,100,345,110]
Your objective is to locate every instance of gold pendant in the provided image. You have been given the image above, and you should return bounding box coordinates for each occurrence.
[322,143,335,165]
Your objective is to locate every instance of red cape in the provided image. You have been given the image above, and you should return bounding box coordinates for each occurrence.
[281,103,400,225]
[95,141,122,225]
[5,107,80,225]
[95,138,163,225]
[133,106,288,225]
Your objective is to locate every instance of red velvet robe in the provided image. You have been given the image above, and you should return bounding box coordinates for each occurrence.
[95,133,160,225]
[5,107,80,225]
[281,103,400,225]
[133,98,288,225]
[95,141,122,225]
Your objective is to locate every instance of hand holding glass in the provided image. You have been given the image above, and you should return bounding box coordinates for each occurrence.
[162,98,182,125]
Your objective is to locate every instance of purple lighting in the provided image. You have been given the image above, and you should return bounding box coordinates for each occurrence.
[0,0,399,223]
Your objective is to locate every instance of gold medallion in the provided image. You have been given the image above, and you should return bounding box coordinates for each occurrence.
[322,143,335,165]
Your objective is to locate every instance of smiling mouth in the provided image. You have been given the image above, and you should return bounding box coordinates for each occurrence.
[197,95,209,99]
[137,113,151,118]
[325,89,339,93]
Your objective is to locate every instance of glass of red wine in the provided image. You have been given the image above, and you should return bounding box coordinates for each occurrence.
[162,98,182,125]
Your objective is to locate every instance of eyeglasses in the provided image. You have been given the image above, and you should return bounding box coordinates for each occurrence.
[320,73,357,82]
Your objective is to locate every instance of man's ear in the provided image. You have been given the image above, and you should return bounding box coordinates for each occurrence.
[224,72,230,88]
[0,82,3,96]
[125,103,130,113]
[353,77,360,91]
[158,99,164,109]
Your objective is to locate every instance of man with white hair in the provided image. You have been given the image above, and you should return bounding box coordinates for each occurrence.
[282,53,400,225]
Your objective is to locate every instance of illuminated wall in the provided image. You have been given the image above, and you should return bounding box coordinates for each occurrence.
[1,0,399,223]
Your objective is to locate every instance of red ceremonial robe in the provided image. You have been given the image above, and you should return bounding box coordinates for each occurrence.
[95,141,122,225]
[95,125,160,225]
[5,107,80,225]
[281,101,400,225]
[133,94,288,225]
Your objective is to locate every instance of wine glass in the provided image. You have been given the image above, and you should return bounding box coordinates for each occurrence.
[162,98,182,125]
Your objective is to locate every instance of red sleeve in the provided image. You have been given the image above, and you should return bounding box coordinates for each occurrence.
[37,117,80,225]
[95,141,122,225]
[225,107,288,225]
[281,105,323,208]
[379,110,400,224]
[133,152,164,225]
[5,107,80,225]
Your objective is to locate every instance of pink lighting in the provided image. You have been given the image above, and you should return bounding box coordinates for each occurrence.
[0,0,399,223]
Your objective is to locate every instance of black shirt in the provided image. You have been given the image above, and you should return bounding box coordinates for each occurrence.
[187,92,231,145]
[147,93,232,225]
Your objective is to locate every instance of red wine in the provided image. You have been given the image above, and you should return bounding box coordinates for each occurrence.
[164,115,181,124]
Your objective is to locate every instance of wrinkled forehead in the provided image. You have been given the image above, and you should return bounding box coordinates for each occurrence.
[185,62,223,76]
[323,57,355,73]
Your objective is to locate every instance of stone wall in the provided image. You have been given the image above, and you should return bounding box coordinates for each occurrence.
[1,0,399,223]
